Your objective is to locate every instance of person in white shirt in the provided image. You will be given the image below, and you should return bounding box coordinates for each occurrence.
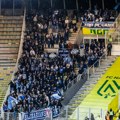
[33,15,37,23]
[30,48,35,57]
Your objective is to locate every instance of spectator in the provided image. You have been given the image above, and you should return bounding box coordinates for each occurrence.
[109,109,114,120]
[105,111,110,120]
[107,42,112,56]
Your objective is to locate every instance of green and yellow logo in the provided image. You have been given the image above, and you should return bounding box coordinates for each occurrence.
[97,76,120,99]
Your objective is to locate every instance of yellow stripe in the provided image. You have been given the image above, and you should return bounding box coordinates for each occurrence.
[70,57,120,119]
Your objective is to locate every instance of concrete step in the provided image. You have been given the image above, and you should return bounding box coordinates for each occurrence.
[0,54,18,59]
[0,47,19,51]
[66,56,117,118]
[0,32,21,36]
[0,36,21,39]
[45,44,59,49]
[0,20,23,24]
[0,50,18,54]
[0,40,20,44]
[0,27,22,32]
[0,63,16,67]
[0,43,19,48]
[0,62,16,65]
[0,16,23,19]
[0,24,22,28]
[0,58,16,62]
[44,48,58,53]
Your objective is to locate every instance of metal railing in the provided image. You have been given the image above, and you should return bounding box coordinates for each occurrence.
[3,112,19,120]
[57,106,107,120]
[65,52,107,91]
[57,52,108,120]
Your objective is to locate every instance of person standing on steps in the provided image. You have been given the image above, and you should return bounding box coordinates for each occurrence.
[107,42,112,56]
[105,111,110,120]
[109,108,114,120]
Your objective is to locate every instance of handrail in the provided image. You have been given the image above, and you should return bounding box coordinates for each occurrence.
[88,52,106,71]
[57,52,107,119]
[0,9,26,119]
[66,51,107,92]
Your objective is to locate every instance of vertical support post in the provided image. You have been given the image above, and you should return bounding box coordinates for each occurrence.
[19,113,21,120]
[38,0,40,10]
[66,106,68,120]
[89,0,91,10]
[89,39,91,45]
[30,0,32,10]
[51,0,53,8]
[50,108,53,120]
[105,31,107,49]
[102,0,105,10]
[87,68,89,80]
[118,91,120,110]
[22,0,25,15]
[7,112,9,120]
[97,35,99,42]
[100,109,102,118]
[0,0,1,15]
[77,107,79,120]
[102,109,105,120]
[93,66,95,74]
[83,38,85,45]
[76,0,79,11]
[89,108,91,120]
[13,0,15,16]
[99,59,100,67]
[63,0,66,9]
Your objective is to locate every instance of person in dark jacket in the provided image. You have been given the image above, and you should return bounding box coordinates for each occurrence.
[107,42,112,56]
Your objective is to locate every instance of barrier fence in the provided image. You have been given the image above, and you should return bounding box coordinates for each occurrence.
[1,107,108,120]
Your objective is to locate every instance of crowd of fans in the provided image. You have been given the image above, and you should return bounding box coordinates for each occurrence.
[81,9,117,27]
[81,9,116,21]
[3,10,105,116]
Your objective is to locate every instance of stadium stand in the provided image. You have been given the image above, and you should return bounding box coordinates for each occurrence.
[1,9,108,120]
[0,0,119,120]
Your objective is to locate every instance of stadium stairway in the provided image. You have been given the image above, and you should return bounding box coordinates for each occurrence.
[44,30,79,53]
[64,56,117,119]
[44,22,81,53]
[0,16,23,108]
